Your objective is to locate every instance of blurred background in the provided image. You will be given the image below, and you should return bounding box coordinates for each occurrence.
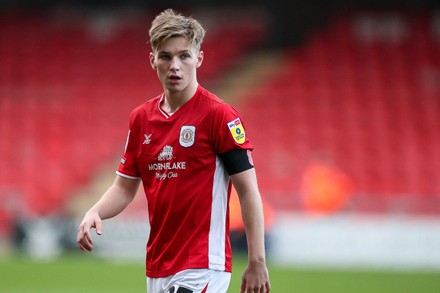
[1,0,440,292]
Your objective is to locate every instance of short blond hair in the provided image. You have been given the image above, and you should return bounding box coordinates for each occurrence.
[149,9,206,53]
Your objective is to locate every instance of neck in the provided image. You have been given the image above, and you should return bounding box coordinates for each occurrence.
[163,81,199,114]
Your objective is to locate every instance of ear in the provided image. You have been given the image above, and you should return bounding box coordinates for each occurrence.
[149,52,156,70]
[196,51,204,68]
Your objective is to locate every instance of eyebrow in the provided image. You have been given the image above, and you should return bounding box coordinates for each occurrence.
[158,49,191,55]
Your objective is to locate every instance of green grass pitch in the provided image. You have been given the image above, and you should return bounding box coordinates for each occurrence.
[0,253,439,292]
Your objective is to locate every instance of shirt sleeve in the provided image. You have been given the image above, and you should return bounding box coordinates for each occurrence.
[116,111,141,179]
[212,103,253,154]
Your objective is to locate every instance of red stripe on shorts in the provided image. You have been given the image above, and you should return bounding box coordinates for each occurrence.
[201,284,209,293]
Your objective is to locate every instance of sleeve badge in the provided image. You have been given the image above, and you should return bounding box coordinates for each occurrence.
[227,118,246,144]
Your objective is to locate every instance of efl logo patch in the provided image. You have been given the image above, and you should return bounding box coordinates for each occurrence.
[227,118,245,144]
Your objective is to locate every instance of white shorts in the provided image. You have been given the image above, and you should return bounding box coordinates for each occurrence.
[146,269,231,293]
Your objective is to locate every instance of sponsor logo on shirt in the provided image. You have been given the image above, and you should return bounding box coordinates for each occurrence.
[227,118,245,144]
[148,161,186,171]
[150,145,187,180]
[179,126,195,147]
[158,145,173,161]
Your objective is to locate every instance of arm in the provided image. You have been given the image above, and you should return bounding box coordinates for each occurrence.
[231,168,271,293]
[76,175,141,252]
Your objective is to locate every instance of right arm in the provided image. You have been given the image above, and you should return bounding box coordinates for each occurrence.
[76,175,141,251]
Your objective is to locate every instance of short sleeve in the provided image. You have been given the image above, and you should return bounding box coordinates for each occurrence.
[212,103,253,154]
[116,112,141,179]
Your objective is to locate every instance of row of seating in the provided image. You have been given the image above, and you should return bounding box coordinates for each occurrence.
[0,9,266,233]
[0,9,438,231]
[240,10,440,215]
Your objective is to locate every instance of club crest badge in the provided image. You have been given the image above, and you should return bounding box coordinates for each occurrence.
[227,118,245,144]
[179,126,195,147]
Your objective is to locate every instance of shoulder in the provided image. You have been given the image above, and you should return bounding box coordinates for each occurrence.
[198,87,238,115]
[128,94,161,125]
[199,87,223,104]
[130,94,161,117]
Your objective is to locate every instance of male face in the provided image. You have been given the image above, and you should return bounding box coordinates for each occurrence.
[150,37,203,94]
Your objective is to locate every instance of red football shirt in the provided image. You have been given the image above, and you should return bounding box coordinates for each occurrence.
[117,85,253,278]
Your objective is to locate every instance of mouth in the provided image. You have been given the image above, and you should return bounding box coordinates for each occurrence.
[168,74,182,81]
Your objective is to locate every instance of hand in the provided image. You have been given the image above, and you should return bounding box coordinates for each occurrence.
[76,211,102,252]
[241,260,271,293]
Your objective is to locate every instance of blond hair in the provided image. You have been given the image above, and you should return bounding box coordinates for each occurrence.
[149,9,206,53]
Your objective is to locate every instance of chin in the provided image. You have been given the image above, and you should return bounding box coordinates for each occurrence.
[166,83,185,92]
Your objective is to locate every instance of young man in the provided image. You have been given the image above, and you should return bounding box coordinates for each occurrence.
[77,9,271,293]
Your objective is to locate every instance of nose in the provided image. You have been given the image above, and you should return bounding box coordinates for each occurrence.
[170,56,180,71]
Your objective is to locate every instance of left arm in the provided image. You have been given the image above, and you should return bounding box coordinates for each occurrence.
[231,168,271,293]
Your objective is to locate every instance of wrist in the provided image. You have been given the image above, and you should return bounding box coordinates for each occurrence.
[86,207,100,217]
[248,256,266,265]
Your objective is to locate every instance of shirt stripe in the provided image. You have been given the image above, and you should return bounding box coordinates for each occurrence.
[208,156,229,270]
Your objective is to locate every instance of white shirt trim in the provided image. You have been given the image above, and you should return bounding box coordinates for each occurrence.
[158,94,172,119]
[116,171,141,180]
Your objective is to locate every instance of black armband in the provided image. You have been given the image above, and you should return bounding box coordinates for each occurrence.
[219,149,254,176]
